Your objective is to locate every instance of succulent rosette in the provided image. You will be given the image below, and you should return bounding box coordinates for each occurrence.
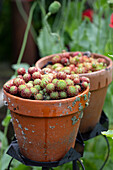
[43,51,107,74]
[3,65,90,100]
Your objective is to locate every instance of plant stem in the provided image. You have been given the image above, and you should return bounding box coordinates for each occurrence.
[45,12,51,20]
[79,0,86,24]
[53,0,66,32]
[15,0,37,44]
[39,1,62,52]
[39,0,46,20]
[103,6,109,54]
[41,0,45,13]
[44,13,62,52]
[15,1,38,75]
[61,0,71,37]
[75,0,79,22]
[96,0,102,52]
[110,28,113,52]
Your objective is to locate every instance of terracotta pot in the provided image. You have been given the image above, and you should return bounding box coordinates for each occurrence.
[3,85,89,162]
[35,52,113,133]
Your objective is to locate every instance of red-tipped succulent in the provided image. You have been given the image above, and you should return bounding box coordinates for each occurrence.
[46,83,55,93]
[52,55,61,64]
[28,67,38,74]
[13,78,25,87]
[32,72,41,80]
[67,86,78,97]
[56,72,67,80]
[17,68,26,75]
[44,52,107,74]
[3,64,90,100]
[21,88,32,98]
[23,73,31,83]
[9,86,18,95]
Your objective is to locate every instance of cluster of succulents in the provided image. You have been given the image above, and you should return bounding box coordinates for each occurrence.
[3,66,90,100]
[45,52,107,74]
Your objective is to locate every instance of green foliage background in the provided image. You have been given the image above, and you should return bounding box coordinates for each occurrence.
[0,0,113,169]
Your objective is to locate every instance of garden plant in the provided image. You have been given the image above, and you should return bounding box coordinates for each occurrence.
[0,0,113,170]
[36,51,113,134]
[3,66,90,162]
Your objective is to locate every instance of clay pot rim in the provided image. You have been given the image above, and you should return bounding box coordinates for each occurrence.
[4,86,89,117]
[35,52,112,76]
[3,85,89,104]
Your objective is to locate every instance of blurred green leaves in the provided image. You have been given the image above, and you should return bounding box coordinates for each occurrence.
[0,0,113,170]
[37,26,65,57]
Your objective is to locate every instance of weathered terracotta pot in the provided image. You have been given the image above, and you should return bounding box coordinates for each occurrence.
[3,85,89,162]
[35,52,113,133]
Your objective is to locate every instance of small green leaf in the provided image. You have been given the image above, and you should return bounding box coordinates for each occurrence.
[2,115,11,127]
[0,131,8,149]
[101,130,113,138]
[10,75,16,80]
[11,63,30,72]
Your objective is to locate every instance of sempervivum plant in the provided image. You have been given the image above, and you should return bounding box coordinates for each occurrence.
[44,51,107,74]
[3,66,90,100]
